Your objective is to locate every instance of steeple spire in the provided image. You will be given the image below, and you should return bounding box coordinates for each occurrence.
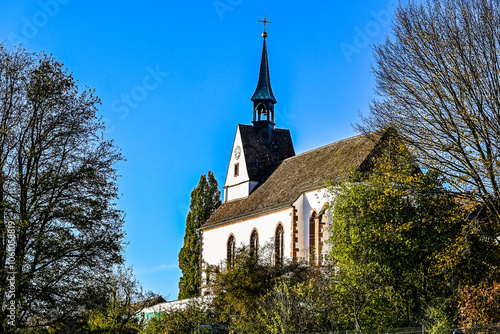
[251,37,277,104]
[251,15,277,143]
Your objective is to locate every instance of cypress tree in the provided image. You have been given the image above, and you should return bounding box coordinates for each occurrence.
[178,171,221,299]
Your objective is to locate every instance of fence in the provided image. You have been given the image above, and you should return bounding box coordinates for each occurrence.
[198,323,229,334]
[291,325,500,334]
[303,327,425,334]
[196,324,500,334]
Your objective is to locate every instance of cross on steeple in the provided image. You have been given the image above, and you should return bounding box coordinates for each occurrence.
[258,15,272,36]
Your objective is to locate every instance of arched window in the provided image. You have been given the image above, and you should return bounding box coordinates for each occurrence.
[250,229,259,257]
[309,211,316,264]
[275,223,284,265]
[227,235,236,268]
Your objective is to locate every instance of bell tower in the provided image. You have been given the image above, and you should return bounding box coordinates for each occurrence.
[222,16,295,203]
[251,15,277,144]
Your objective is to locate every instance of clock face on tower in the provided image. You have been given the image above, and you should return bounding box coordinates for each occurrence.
[234,146,241,160]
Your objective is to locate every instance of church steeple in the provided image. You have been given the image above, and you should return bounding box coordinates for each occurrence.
[251,15,276,143]
[251,37,277,105]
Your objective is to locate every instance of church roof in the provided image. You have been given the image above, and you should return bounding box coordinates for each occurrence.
[239,124,295,181]
[251,38,277,103]
[202,130,386,230]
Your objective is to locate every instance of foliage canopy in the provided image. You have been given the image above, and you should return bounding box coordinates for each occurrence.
[0,45,125,331]
[328,146,467,332]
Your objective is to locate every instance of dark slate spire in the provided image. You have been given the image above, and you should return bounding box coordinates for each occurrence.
[251,37,277,104]
[252,16,277,144]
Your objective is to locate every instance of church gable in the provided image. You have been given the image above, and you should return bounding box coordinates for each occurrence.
[223,125,295,202]
[224,126,251,188]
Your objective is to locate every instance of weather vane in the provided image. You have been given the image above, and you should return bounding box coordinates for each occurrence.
[258,15,272,38]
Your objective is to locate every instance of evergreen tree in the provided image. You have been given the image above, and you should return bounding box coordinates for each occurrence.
[178,171,221,299]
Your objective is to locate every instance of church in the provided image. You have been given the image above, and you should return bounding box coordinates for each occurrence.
[139,21,392,318]
[198,24,388,293]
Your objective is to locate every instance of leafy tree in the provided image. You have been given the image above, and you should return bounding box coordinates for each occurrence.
[458,281,500,329]
[211,243,321,333]
[178,171,221,299]
[142,299,216,334]
[328,155,466,332]
[178,243,343,333]
[0,45,125,331]
[212,244,284,333]
[258,271,343,334]
[360,0,500,226]
[86,266,156,334]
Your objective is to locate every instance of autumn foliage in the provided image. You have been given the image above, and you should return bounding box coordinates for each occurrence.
[459,282,500,329]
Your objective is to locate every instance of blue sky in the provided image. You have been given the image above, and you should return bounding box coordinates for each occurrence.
[0,0,398,300]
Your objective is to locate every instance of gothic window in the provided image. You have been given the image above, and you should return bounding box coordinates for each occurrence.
[227,235,236,268]
[309,211,316,264]
[275,223,284,265]
[250,229,259,257]
[234,163,239,177]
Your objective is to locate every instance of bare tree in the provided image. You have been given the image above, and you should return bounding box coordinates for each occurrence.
[361,0,500,223]
[0,45,125,331]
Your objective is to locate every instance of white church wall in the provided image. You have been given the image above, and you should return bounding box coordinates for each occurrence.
[224,126,250,202]
[201,208,293,268]
[224,182,251,202]
[293,188,330,261]
[321,209,333,262]
[292,194,305,260]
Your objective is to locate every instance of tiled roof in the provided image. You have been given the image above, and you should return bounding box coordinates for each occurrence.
[239,124,295,181]
[203,130,386,230]
[132,296,167,310]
